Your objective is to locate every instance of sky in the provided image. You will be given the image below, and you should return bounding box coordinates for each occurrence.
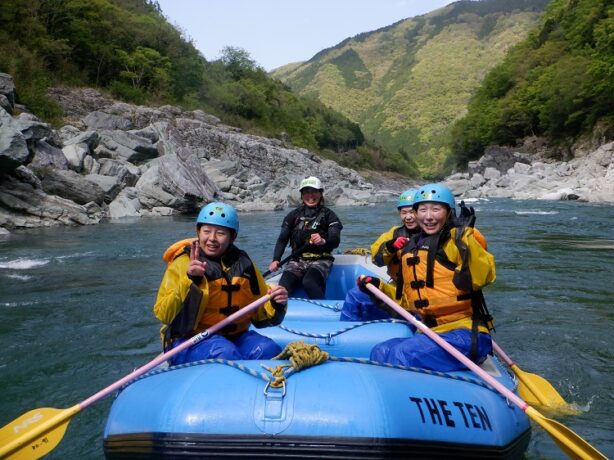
[155,0,455,71]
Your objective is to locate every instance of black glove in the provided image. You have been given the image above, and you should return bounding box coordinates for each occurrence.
[187,273,203,285]
[271,298,286,312]
[455,200,476,228]
[356,275,381,293]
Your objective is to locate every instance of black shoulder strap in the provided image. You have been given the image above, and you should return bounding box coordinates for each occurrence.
[224,246,261,296]
[425,233,441,288]
[309,207,327,231]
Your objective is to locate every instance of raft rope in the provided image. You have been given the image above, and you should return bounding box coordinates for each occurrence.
[291,297,343,312]
[262,341,331,388]
[278,318,410,343]
[132,341,498,394]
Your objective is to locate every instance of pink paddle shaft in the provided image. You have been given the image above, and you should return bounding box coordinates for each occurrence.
[366,284,528,411]
[491,340,516,367]
[79,294,270,410]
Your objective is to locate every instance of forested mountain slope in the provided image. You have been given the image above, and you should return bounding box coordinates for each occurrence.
[0,0,386,173]
[449,0,613,169]
[272,0,548,176]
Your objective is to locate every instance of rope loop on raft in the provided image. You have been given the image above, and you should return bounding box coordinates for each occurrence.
[262,341,330,388]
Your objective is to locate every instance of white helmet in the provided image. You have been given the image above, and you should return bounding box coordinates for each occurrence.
[299,176,323,192]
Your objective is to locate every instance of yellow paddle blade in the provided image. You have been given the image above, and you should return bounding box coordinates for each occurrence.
[525,407,607,460]
[0,406,80,460]
[513,364,581,415]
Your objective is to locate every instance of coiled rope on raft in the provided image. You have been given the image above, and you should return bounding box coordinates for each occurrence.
[263,341,330,388]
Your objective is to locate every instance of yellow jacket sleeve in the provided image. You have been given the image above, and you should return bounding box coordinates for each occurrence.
[473,228,488,250]
[377,280,397,301]
[447,227,496,290]
[370,226,398,267]
[250,264,287,327]
[153,255,199,325]
[465,227,496,289]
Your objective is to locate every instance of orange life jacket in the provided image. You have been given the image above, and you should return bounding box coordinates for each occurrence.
[400,231,477,329]
[162,242,262,348]
[195,251,261,335]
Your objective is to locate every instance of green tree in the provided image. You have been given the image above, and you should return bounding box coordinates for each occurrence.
[116,46,171,94]
[219,46,260,80]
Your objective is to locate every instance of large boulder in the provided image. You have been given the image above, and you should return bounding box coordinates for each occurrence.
[83,110,132,130]
[108,187,142,219]
[467,146,531,176]
[0,73,16,114]
[157,153,219,212]
[29,140,69,170]
[36,168,106,205]
[0,109,30,172]
[96,129,158,163]
[0,172,103,228]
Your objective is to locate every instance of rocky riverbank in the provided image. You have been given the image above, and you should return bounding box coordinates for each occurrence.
[444,140,614,204]
[1,71,612,235]
[0,73,409,233]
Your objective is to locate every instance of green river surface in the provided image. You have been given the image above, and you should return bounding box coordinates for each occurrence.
[1,198,612,459]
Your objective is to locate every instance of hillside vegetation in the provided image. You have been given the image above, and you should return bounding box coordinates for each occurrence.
[0,0,394,173]
[272,0,548,177]
[449,0,614,169]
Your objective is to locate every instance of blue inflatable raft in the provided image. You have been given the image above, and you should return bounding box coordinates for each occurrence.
[103,254,530,459]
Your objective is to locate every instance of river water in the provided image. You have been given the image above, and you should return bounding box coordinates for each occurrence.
[1,198,612,459]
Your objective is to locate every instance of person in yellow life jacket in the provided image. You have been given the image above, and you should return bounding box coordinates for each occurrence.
[340,188,420,321]
[358,183,496,372]
[371,188,421,283]
[153,202,288,365]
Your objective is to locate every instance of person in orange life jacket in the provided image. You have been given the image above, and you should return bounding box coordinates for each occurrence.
[340,188,420,321]
[268,176,343,299]
[358,183,496,372]
[153,202,288,365]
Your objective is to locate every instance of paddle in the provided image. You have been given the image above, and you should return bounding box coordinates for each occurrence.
[0,294,271,460]
[491,340,579,414]
[365,284,607,460]
[262,243,309,277]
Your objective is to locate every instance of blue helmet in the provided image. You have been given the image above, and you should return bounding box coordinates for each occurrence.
[413,183,456,209]
[397,188,418,209]
[196,202,239,234]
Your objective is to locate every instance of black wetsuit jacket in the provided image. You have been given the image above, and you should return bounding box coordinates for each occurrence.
[272,205,343,261]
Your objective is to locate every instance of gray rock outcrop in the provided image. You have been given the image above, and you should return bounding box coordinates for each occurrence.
[445,143,614,203]
[0,77,392,231]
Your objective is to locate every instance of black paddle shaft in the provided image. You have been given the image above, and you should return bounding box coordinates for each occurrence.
[262,243,308,277]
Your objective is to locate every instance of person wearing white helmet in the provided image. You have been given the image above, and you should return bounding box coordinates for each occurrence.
[357,183,496,372]
[268,177,343,298]
[153,202,288,364]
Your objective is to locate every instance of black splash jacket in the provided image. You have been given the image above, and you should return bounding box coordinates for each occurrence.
[272,205,343,261]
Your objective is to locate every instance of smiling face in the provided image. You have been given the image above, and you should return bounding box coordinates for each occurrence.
[416,202,450,235]
[197,224,234,258]
[301,187,323,207]
[398,206,418,230]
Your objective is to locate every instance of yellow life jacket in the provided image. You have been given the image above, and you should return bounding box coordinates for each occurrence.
[162,242,262,348]
[400,228,494,333]
[163,238,196,264]
[196,251,261,335]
